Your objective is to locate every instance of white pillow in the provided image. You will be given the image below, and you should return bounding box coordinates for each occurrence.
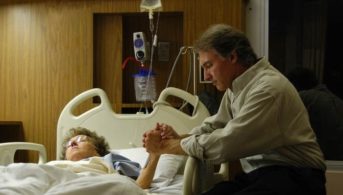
[153,154,186,180]
[111,148,187,184]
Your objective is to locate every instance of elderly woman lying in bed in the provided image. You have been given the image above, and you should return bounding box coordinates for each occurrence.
[1,127,174,195]
[57,126,161,189]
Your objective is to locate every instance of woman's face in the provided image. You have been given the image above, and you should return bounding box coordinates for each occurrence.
[65,135,100,161]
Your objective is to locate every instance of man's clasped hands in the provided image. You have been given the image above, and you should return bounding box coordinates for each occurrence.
[142,123,181,154]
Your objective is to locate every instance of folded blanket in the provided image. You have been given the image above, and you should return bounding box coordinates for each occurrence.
[0,163,146,195]
[103,153,141,178]
[46,157,115,175]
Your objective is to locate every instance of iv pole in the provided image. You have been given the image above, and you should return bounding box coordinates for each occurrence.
[165,46,198,95]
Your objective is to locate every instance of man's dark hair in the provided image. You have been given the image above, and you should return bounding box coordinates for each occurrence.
[194,24,257,68]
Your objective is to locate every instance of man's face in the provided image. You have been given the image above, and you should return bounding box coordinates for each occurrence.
[65,135,99,161]
[199,50,237,91]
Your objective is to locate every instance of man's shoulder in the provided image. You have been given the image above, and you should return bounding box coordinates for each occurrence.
[252,70,291,94]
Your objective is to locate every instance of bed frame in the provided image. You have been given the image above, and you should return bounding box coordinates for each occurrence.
[0,87,230,195]
[56,87,210,158]
[56,87,229,194]
[0,142,46,165]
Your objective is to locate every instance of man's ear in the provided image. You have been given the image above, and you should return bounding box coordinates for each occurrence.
[229,50,238,64]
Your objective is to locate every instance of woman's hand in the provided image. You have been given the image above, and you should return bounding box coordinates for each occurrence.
[142,127,163,154]
[157,123,180,140]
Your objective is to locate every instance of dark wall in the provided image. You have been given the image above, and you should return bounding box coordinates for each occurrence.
[269,0,343,99]
[323,0,343,99]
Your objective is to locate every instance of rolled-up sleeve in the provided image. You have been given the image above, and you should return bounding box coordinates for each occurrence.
[180,135,204,159]
[179,92,233,161]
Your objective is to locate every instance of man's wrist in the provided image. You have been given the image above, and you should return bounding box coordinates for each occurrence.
[162,138,187,155]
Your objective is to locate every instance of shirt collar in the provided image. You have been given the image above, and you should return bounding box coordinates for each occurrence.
[230,57,269,96]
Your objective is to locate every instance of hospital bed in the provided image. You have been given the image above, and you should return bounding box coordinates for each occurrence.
[0,87,229,195]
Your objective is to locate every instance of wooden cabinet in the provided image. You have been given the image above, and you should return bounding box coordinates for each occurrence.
[0,121,28,162]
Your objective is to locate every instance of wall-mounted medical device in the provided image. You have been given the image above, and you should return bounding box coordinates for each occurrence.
[133,32,147,63]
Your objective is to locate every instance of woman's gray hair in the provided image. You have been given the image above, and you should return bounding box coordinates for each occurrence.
[60,127,110,160]
[194,24,257,67]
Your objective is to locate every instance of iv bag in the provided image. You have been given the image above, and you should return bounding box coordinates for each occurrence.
[140,0,162,12]
[133,69,156,102]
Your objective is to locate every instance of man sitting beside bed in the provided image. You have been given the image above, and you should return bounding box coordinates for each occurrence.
[54,126,161,189]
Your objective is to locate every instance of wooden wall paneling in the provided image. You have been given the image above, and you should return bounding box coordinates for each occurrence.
[0,6,9,119]
[153,13,184,93]
[93,14,123,113]
[86,0,141,14]
[170,0,196,93]
[32,3,94,161]
[184,0,245,94]
[173,0,196,94]
[193,0,244,30]
[0,2,95,161]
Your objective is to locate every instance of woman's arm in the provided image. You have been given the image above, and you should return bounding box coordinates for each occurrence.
[135,153,160,189]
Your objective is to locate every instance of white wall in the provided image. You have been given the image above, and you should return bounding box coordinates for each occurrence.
[245,0,269,59]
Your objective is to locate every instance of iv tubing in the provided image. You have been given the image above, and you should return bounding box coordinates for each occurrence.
[138,10,161,113]
[166,46,196,94]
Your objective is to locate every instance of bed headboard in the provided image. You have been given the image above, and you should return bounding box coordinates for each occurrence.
[56,87,210,159]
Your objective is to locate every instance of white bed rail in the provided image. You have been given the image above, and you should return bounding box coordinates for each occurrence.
[0,142,47,165]
[56,87,210,159]
[183,156,229,195]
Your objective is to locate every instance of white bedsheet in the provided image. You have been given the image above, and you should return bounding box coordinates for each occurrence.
[0,163,146,195]
[149,174,183,195]
[0,159,183,195]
